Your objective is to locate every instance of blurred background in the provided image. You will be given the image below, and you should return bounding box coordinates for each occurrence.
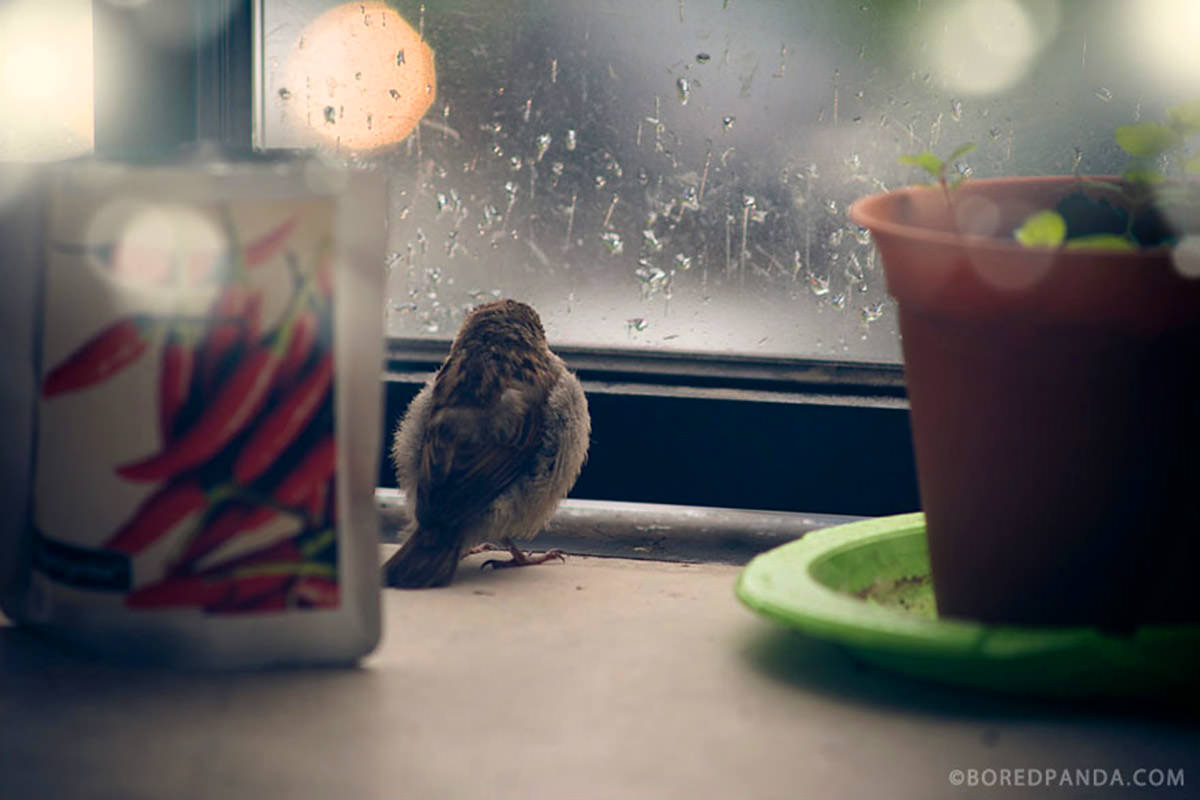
[4,0,1198,513]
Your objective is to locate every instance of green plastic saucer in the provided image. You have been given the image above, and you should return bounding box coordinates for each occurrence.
[735,513,1200,698]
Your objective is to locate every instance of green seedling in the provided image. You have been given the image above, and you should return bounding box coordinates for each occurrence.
[898,142,977,211]
[1013,100,1200,250]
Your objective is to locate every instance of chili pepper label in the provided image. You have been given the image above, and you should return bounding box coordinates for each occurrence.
[34,187,342,616]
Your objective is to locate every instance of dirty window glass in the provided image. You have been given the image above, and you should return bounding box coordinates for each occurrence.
[256,0,1200,362]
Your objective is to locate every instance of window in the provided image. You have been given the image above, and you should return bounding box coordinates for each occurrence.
[254,0,1199,364]
[52,0,1200,516]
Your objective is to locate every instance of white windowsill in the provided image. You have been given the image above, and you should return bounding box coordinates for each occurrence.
[2,543,1196,799]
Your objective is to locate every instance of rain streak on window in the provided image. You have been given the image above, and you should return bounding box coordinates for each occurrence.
[259,0,1200,361]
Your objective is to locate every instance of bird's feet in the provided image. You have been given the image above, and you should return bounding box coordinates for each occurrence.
[479,540,567,571]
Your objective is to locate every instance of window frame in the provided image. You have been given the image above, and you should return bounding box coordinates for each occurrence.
[112,0,920,518]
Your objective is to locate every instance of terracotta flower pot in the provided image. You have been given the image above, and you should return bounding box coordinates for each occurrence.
[849,176,1200,628]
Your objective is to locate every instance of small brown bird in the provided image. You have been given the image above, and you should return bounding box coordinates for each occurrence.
[383,299,590,588]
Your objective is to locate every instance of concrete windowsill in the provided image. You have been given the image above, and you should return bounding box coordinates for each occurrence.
[2,507,1198,800]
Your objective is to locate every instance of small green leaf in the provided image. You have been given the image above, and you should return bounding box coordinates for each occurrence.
[947,142,977,162]
[1167,100,1200,135]
[1185,152,1200,175]
[1115,123,1181,157]
[1063,234,1138,251]
[1014,210,1067,248]
[898,151,944,177]
[1122,166,1166,185]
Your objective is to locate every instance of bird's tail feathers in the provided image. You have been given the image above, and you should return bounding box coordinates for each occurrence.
[382,527,462,588]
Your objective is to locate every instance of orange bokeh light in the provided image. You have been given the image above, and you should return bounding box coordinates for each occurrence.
[280,1,436,154]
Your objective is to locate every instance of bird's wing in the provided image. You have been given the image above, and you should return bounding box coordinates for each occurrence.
[414,384,547,536]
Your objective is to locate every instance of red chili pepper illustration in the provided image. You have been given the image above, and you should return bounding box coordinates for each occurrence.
[294,576,339,609]
[126,575,230,609]
[244,292,262,341]
[173,436,336,569]
[304,479,329,524]
[195,537,305,576]
[158,332,195,441]
[102,478,211,555]
[41,317,153,398]
[116,345,283,482]
[233,355,333,486]
[328,477,338,525]
[274,308,319,389]
[243,215,297,267]
[127,573,290,611]
[199,284,255,391]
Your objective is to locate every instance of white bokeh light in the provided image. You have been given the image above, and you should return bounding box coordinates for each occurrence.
[926,0,1045,95]
[1128,0,1200,92]
[1172,235,1200,280]
[0,0,94,162]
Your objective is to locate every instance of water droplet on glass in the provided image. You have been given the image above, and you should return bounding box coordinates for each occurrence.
[722,115,736,130]
[808,272,830,296]
[676,76,691,105]
[638,168,650,185]
[509,155,524,171]
[950,98,962,121]
[392,301,418,313]
[600,231,625,254]
[1094,87,1113,103]
[988,126,1001,141]
[830,291,847,310]
[853,225,872,246]
[845,252,868,290]
[845,152,862,171]
[627,317,649,332]
[389,89,401,100]
[551,161,565,178]
[680,186,700,211]
[436,192,449,213]
[480,203,501,230]
[323,106,336,124]
[535,133,552,162]
[565,129,577,151]
[278,88,292,101]
[827,228,845,247]
[860,302,884,323]
[955,161,972,178]
[642,229,664,252]
[696,52,711,64]
[504,181,519,199]
[824,198,840,217]
[673,253,692,270]
[396,49,406,66]
[594,175,607,189]
[742,194,756,208]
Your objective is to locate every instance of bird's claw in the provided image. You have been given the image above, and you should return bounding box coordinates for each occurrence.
[480,547,567,571]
